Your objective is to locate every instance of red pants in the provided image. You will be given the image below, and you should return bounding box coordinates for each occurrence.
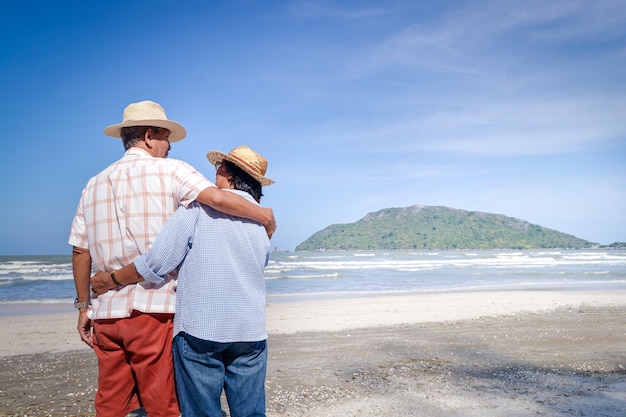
[93,311,179,417]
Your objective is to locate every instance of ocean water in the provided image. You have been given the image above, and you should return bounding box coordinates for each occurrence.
[1,250,625,305]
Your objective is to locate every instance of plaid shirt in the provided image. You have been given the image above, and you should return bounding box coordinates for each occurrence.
[68,147,213,320]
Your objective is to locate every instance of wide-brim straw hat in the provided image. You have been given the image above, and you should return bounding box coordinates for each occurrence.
[207,145,275,186]
[103,100,187,142]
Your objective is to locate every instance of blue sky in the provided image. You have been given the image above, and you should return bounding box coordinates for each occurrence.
[1,0,625,255]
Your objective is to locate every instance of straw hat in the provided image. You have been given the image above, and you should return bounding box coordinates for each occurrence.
[207,145,275,186]
[103,100,187,142]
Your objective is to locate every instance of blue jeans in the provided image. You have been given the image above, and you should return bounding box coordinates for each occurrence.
[172,333,267,417]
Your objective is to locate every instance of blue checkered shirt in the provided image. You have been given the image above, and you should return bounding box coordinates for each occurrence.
[134,190,270,342]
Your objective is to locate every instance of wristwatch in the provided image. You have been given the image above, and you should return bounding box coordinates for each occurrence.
[73,297,91,309]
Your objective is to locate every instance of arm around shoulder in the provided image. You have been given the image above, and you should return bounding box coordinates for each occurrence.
[196,187,276,237]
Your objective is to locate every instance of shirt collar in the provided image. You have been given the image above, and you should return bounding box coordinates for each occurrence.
[125,147,151,157]
[223,188,258,205]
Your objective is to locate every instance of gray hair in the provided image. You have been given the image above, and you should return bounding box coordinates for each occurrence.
[120,126,164,150]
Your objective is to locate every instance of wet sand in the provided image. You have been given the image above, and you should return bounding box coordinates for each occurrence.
[0,290,624,416]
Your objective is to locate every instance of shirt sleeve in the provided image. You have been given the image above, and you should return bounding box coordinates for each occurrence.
[134,204,198,284]
[68,188,88,249]
[172,160,216,208]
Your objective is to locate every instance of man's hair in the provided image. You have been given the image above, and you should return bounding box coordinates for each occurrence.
[223,160,263,203]
[120,126,164,150]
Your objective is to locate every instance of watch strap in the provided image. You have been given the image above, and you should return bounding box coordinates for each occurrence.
[74,297,91,309]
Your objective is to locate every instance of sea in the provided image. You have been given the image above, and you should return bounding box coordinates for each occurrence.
[1,250,625,308]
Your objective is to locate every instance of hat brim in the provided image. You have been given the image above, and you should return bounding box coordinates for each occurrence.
[103,119,187,142]
[207,151,275,186]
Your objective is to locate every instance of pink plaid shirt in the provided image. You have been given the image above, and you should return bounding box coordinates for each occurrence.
[69,148,213,320]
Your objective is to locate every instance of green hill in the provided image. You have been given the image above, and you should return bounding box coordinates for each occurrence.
[296,205,596,251]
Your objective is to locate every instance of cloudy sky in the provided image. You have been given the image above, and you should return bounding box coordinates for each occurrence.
[1,0,625,255]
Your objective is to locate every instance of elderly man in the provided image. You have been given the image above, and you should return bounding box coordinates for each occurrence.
[69,101,275,417]
[92,145,274,417]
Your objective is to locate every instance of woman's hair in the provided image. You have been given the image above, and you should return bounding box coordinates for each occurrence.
[120,126,164,150]
[223,160,263,203]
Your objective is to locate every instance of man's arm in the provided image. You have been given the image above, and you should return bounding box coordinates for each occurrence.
[72,246,93,347]
[196,187,276,238]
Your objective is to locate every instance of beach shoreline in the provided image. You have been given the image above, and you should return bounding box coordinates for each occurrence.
[1,289,625,416]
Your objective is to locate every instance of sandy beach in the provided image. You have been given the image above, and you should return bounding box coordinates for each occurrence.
[0,289,625,416]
